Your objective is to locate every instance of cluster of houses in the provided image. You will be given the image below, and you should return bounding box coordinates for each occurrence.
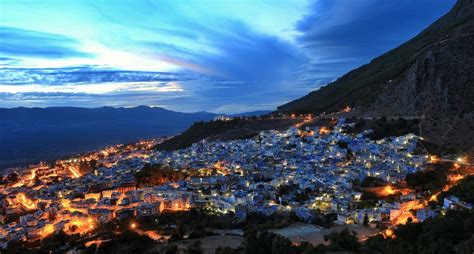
[0,118,471,246]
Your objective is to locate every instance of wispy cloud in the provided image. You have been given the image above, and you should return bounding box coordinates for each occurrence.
[0,26,92,59]
[0,0,456,113]
[0,81,183,94]
[0,67,190,85]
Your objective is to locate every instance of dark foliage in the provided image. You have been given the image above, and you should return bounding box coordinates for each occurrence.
[362,210,474,254]
[360,177,386,188]
[155,118,299,151]
[135,163,187,186]
[440,175,474,204]
[95,230,155,254]
[243,229,360,254]
[346,117,419,141]
[405,163,450,191]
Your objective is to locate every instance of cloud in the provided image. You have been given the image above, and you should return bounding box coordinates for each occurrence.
[0,67,191,85]
[142,19,310,107]
[0,67,188,109]
[0,81,183,94]
[0,0,458,113]
[197,20,307,83]
[295,0,456,79]
[0,26,92,59]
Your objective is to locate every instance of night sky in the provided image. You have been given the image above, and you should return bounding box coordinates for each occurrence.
[0,0,455,113]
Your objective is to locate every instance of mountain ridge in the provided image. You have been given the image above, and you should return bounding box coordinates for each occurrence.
[278,0,474,149]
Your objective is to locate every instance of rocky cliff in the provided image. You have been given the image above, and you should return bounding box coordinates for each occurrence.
[278,0,474,149]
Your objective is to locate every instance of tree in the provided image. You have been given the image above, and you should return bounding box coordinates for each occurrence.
[215,246,240,254]
[184,241,203,254]
[7,172,19,183]
[324,229,361,253]
[69,224,78,233]
[177,221,186,236]
[363,213,369,226]
[165,244,178,254]
[271,236,294,254]
[360,176,385,187]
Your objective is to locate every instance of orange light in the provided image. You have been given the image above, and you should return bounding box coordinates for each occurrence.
[130,223,137,229]
[384,229,395,239]
[68,165,81,178]
[384,185,395,195]
[17,193,36,210]
[42,224,54,237]
[429,155,439,163]
[449,174,464,183]
[319,127,330,135]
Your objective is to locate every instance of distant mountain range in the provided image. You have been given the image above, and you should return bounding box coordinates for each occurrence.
[0,106,217,168]
[279,0,474,150]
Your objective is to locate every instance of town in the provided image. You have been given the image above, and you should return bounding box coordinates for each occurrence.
[0,116,472,250]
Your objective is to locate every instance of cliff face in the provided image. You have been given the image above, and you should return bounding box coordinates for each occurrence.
[373,30,474,149]
[278,0,474,149]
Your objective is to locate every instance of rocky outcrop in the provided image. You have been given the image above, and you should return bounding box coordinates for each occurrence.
[279,0,474,149]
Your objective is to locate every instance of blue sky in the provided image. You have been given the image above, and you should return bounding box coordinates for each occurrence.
[0,0,455,113]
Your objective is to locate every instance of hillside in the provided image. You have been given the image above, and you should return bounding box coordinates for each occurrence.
[155,117,300,151]
[278,0,474,150]
[0,106,215,168]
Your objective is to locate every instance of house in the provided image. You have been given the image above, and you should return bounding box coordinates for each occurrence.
[443,196,473,211]
[136,202,163,216]
[416,209,437,222]
[88,208,114,222]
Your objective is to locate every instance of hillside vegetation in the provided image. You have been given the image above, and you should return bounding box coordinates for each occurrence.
[155,117,299,151]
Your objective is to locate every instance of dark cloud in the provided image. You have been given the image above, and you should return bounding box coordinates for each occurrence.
[296,0,456,80]
[199,20,307,83]
[0,27,92,58]
[142,19,310,109]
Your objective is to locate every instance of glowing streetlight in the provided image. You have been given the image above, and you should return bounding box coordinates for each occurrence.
[130,222,137,229]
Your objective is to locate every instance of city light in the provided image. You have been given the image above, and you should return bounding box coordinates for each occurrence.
[384,185,395,195]
[68,165,81,178]
[319,127,331,135]
[1,114,471,248]
[16,193,36,210]
[429,155,439,163]
[384,229,395,239]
